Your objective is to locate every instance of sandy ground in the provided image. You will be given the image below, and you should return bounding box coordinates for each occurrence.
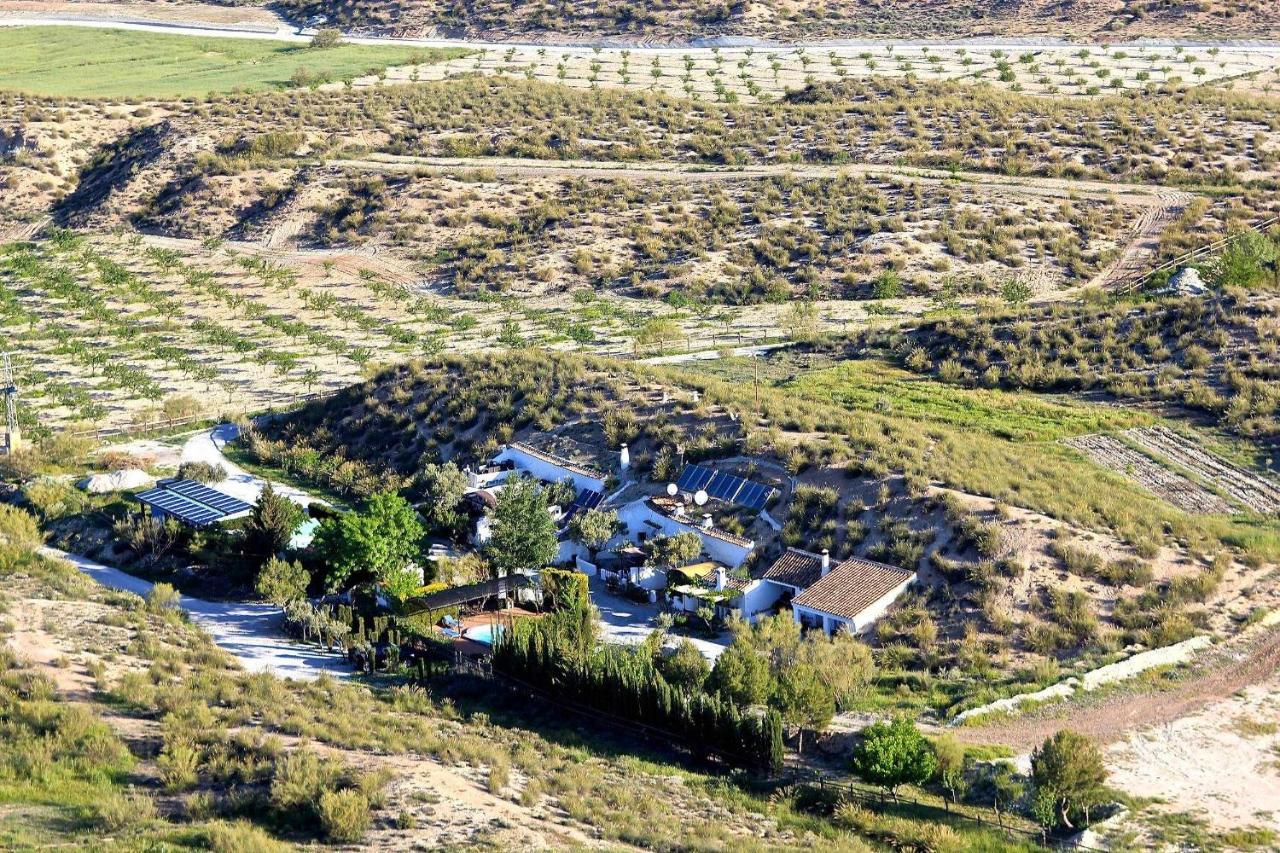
[1107,671,1280,833]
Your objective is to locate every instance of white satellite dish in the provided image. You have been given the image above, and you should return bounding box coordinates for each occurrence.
[694,489,708,506]
[666,483,678,497]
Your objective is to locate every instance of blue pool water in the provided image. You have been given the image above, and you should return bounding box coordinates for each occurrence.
[463,624,504,646]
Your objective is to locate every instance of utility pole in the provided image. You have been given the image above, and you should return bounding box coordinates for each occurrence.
[753,355,760,416]
[1,352,20,455]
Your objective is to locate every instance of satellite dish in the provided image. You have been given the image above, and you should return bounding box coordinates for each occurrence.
[666,483,678,496]
[694,490,708,506]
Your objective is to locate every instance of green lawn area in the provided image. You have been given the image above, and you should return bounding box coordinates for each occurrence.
[0,27,465,98]
[786,359,1146,441]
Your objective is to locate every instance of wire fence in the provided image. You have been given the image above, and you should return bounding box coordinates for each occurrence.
[1118,213,1280,295]
[71,388,342,441]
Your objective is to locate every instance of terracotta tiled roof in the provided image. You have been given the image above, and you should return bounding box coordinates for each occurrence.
[508,442,606,481]
[791,558,915,621]
[762,548,826,589]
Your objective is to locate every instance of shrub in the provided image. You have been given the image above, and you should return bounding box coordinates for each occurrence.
[146,583,181,613]
[157,738,201,791]
[1096,558,1152,588]
[96,792,157,833]
[317,789,370,842]
[202,820,290,852]
[22,478,85,522]
[177,461,227,484]
[0,505,43,551]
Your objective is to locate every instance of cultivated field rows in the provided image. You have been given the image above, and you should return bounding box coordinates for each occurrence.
[0,234,802,430]
[1065,432,1235,515]
[355,42,1280,102]
[1067,427,1280,517]
[1125,425,1280,515]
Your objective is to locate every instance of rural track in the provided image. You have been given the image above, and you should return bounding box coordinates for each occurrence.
[1089,190,1194,290]
[9,12,1280,53]
[958,622,1280,751]
[328,153,1181,204]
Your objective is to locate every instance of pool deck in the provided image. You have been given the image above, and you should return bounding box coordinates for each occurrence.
[436,608,540,656]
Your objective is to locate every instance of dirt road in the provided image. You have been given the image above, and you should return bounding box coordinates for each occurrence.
[329,153,1178,205]
[957,622,1280,751]
[40,546,351,680]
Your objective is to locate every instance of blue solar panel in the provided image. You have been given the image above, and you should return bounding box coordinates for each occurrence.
[165,479,252,515]
[737,482,772,511]
[138,480,252,527]
[137,488,223,526]
[674,464,774,510]
[676,465,714,492]
[573,489,603,511]
[706,471,743,501]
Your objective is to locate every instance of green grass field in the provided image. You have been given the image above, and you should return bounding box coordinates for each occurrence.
[0,27,464,98]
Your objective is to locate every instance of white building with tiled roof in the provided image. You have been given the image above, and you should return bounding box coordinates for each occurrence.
[752,547,915,635]
[789,554,916,637]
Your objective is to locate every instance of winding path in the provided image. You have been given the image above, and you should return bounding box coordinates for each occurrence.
[180,422,322,509]
[40,546,350,680]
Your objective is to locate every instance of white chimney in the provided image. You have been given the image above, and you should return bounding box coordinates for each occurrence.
[619,444,630,472]
[701,513,713,530]
[715,566,726,591]
[821,549,831,577]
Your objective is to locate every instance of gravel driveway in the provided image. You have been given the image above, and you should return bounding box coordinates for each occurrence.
[41,546,350,681]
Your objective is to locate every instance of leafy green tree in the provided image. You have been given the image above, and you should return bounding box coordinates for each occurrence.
[707,638,770,706]
[851,717,938,800]
[486,475,558,577]
[933,733,969,808]
[567,507,621,557]
[990,761,1026,828]
[660,639,711,691]
[544,476,577,509]
[1030,730,1108,829]
[313,491,424,591]
[1211,231,1279,290]
[415,461,467,537]
[646,532,703,570]
[772,660,835,753]
[255,557,310,605]
[245,483,305,560]
[541,568,591,613]
[799,632,875,711]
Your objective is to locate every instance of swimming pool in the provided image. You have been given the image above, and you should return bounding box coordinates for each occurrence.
[462,624,504,646]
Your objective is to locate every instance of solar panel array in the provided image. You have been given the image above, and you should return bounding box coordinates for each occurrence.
[559,488,606,527]
[136,480,253,527]
[164,479,253,516]
[675,465,775,511]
